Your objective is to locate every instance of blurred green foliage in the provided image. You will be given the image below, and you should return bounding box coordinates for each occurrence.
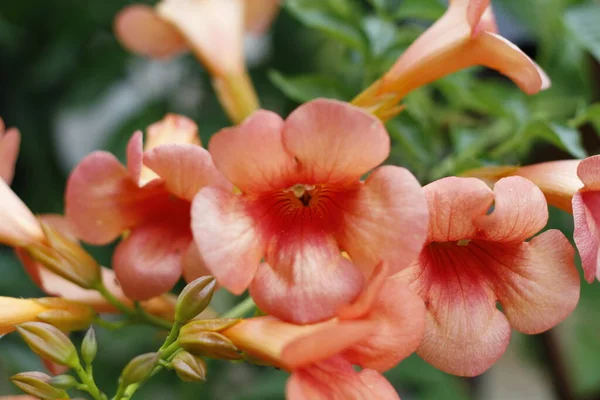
[1,0,600,399]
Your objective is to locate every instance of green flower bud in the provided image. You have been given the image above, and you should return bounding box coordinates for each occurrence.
[121,352,159,387]
[16,322,79,368]
[179,329,242,361]
[181,318,240,333]
[81,327,98,366]
[175,276,217,324]
[171,351,207,382]
[48,374,78,390]
[11,371,68,400]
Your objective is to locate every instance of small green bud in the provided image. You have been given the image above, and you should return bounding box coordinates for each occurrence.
[179,329,242,361]
[121,352,159,386]
[171,351,207,382]
[81,327,98,365]
[48,374,78,390]
[16,322,79,368]
[11,371,68,400]
[175,276,217,324]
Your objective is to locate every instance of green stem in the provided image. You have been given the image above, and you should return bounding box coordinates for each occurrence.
[74,363,106,400]
[222,297,256,318]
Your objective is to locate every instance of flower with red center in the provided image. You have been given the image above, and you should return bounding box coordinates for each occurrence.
[191,98,429,324]
[219,265,425,399]
[395,176,580,376]
[0,118,21,184]
[353,0,549,118]
[66,114,230,300]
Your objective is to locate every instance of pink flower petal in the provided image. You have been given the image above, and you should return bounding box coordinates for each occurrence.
[114,4,187,59]
[144,144,231,201]
[208,110,297,193]
[0,122,20,185]
[126,130,144,186]
[65,151,172,244]
[191,186,263,294]
[250,242,365,324]
[113,218,191,300]
[145,113,201,149]
[181,243,211,283]
[283,99,389,185]
[286,357,400,400]
[244,0,280,34]
[574,191,600,282]
[424,177,494,242]
[475,177,548,243]
[337,165,428,276]
[578,154,600,190]
[0,180,44,247]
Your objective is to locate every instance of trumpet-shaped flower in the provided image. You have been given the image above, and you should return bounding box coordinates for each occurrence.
[66,114,230,300]
[353,0,549,116]
[395,176,579,376]
[191,99,429,323]
[222,266,425,399]
[0,118,21,184]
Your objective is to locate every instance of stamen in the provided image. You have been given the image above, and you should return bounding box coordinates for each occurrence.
[456,239,471,246]
[284,184,316,207]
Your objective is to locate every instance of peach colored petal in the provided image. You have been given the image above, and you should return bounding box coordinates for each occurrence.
[208,109,296,193]
[498,230,579,333]
[114,4,187,59]
[113,219,191,300]
[43,359,68,376]
[475,177,548,243]
[0,297,47,334]
[578,154,600,190]
[337,262,389,320]
[424,177,494,242]
[250,252,364,324]
[181,242,211,283]
[65,151,172,244]
[0,121,20,184]
[514,160,582,213]
[244,0,280,34]
[283,99,389,185]
[574,191,600,282]
[474,6,498,34]
[341,279,426,372]
[157,0,245,76]
[0,180,44,247]
[144,144,231,201]
[287,357,400,400]
[337,166,428,276]
[191,186,263,294]
[126,130,144,186]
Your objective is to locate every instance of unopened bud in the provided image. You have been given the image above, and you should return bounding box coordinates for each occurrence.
[82,327,98,365]
[171,351,207,382]
[26,221,101,289]
[179,329,242,361]
[121,352,159,386]
[11,371,68,399]
[181,318,240,333]
[16,322,79,368]
[35,298,95,332]
[175,276,217,324]
[48,374,78,390]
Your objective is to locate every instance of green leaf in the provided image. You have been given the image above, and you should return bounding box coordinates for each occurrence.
[394,0,445,20]
[572,102,600,135]
[528,121,587,158]
[565,2,600,62]
[362,16,397,57]
[268,70,349,103]
[284,0,367,52]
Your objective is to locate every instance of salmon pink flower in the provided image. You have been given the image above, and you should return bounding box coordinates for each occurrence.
[353,0,549,117]
[66,114,230,301]
[0,179,45,248]
[191,99,429,324]
[395,176,579,376]
[221,266,425,399]
[0,117,21,184]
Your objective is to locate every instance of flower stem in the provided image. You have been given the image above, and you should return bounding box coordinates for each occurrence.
[222,297,256,318]
[74,363,106,400]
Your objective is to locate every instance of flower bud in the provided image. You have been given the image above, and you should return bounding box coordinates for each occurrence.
[175,276,217,324]
[81,327,98,366]
[121,352,159,386]
[181,318,240,333]
[179,329,242,361]
[26,221,101,289]
[48,374,78,390]
[10,371,68,400]
[34,298,95,332]
[16,322,79,368]
[171,351,207,382]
